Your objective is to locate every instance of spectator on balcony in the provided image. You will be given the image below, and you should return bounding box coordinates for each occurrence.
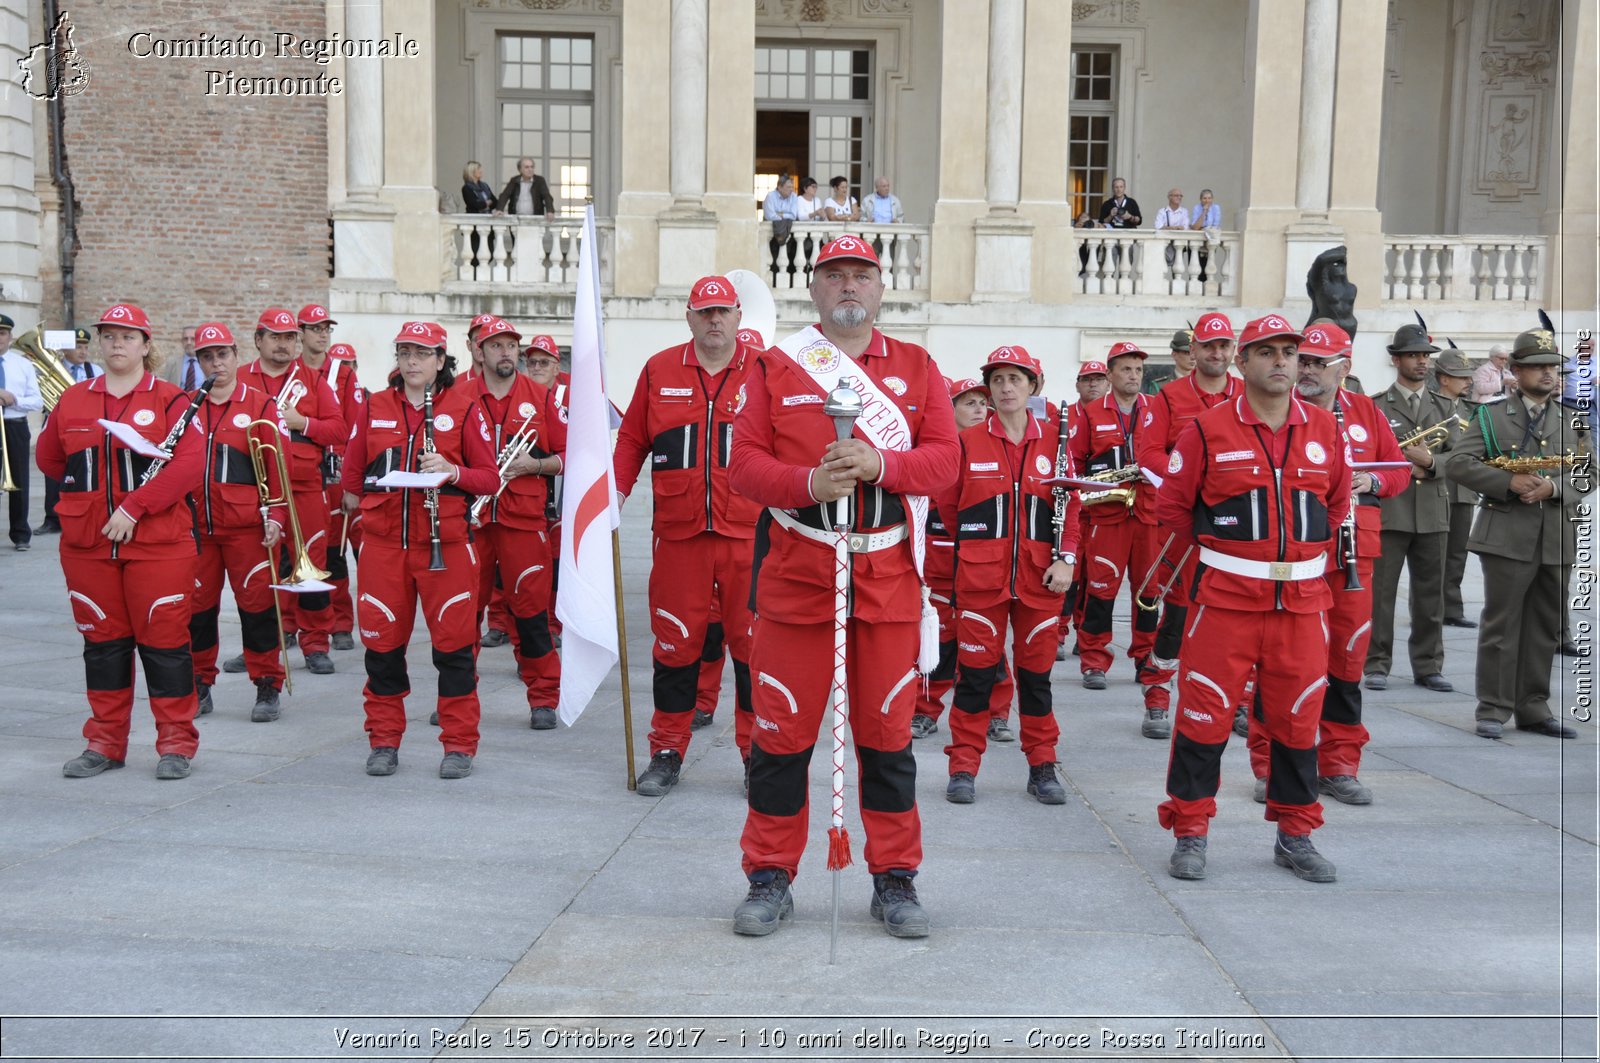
[822,176,859,223]
[1097,177,1141,229]
[1154,189,1189,231]
[796,177,821,221]
[862,177,904,224]
[495,157,556,220]
[762,175,799,224]
[462,162,499,215]
[1473,344,1515,401]
[1189,188,1221,232]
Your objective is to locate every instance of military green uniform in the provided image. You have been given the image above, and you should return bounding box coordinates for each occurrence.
[1435,350,1485,623]
[1444,330,1592,730]
[1367,324,1457,683]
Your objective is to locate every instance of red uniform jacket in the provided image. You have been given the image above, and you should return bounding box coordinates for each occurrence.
[1155,394,1350,614]
[936,410,1081,611]
[1333,389,1410,558]
[476,373,567,530]
[192,383,290,535]
[614,342,762,541]
[36,372,204,559]
[1071,392,1156,525]
[341,381,500,546]
[1137,371,1242,471]
[729,329,959,625]
[238,358,345,490]
[308,355,365,485]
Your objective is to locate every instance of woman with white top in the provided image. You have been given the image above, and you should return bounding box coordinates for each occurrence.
[821,175,858,222]
[796,177,821,221]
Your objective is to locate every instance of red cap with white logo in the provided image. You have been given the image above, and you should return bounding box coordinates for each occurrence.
[257,308,299,334]
[297,304,336,327]
[1299,322,1352,359]
[688,276,740,311]
[477,317,522,345]
[327,343,357,360]
[96,304,153,337]
[814,234,881,268]
[393,321,448,350]
[525,335,559,358]
[1077,360,1109,378]
[467,313,497,339]
[947,376,987,400]
[1106,341,1149,361]
[1192,312,1236,342]
[736,328,764,348]
[981,345,1042,379]
[193,322,235,350]
[1238,313,1304,349]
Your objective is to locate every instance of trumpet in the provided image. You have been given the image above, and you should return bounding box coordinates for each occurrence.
[0,412,14,492]
[1397,416,1469,451]
[1485,451,1585,473]
[14,326,77,412]
[468,414,539,527]
[1078,466,1140,508]
[274,366,307,412]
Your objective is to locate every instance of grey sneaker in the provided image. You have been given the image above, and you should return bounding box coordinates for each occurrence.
[304,652,335,675]
[1253,776,1268,804]
[910,713,938,739]
[1082,669,1107,690]
[1141,707,1172,739]
[636,750,683,796]
[331,631,356,651]
[195,682,214,717]
[1274,830,1337,882]
[529,707,558,730]
[1055,641,1069,662]
[1232,703,1250,737]
[62,750,124,778]
[429,710,440,726]
[365,747,399,776]
[945,771,975,804]
[439,752,474,779]
[1026,762,1067,805]
[1319,774,1372,805]
[691,709,715,730]
[222,653,247,674]
[250,680,280,723]
[733,870,793,936]
[870,872,930,938]
[987,717,1015,742]
[155,754,191,780]
[1168,835,1208,880]
[481,628,510,648]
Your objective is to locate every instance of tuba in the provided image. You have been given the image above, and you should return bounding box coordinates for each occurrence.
[14,327,78,412]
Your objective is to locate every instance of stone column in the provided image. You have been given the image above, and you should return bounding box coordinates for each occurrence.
[1236,0,1306,306]
[1326,0,1388,319]
[972,0,1032,300]
[658,0,717,291]
[929,0,991,303]
[1,0,43,321]
[615,0,672,297]
[1545,0,1596,313]
[332,0,396,284]
[705,0,758,271]
[1294,0,1338,216]
[383,0,439,292]
[1018,0,1074,304]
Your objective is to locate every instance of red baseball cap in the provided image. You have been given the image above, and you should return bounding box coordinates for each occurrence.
[1192,312,1236,342]
[467,313,498,339]
[327,343,357,360]
[525,334,559,358]
[688,276,740,311]
[815,234,881,269]
[735,328,764,347]
[1077,360,1109,378]
[1106,341,1149,362]
[393,321,448,350]
[981,345,1042,379]
[193,322,235,350]
[297,304,336,327]
[477,317,522,345]
[95,303,152,337]
[257,307,299,334]
[1238,313,1304,349]
[1299,322,1352,359]
[948,376,987,400]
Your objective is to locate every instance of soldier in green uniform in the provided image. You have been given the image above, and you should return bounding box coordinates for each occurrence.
[1434,347,1486,628]
[1365,322,1457,693]
[1445,325,1592,739]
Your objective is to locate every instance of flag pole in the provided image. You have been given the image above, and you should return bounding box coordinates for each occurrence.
[613,527,636,790]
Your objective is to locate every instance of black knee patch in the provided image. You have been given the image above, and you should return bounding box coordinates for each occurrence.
[700,621,725,662]
[732,658,753,713]
[747,742,814,817]
[83,636,136,691]
[1166,731,1227,801]
[298,590,331,612]
[325,549,349,583]
[1133,599,1160,633]
[1252,687,1266,724]
[1154,604,1188,659]
[1082,594,1114,635]
[188,605,220,652]
[515,611,553,659]
[930,638,957,682]
[1320,676,1362,726]
[365,646,410,696]
[138,644,195,699]
[239,606,280,653]
[858,743,917,813]
[1062,581,1079,617]
[653,659,699,713]
[432,645,476,698]
[1268,741,1318,806]
[953,661,1001,714]
[1016,667,1052,717]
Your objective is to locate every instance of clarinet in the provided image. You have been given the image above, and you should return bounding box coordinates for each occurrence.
[139,376,218,484]
[1050,398,1072,560]
[421,382,445,571]
[1333,401,1362,592]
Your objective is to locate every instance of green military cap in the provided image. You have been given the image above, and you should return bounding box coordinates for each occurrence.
[0,313,14,330]
[1433,349,1474,377]
[73,326,92,344]
[1170,328,1192,352]
[1510,327,1561,366]
[1387,322,1439,355]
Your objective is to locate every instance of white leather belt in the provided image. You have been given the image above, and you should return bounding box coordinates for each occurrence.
[1199,546,1328,582]
[769,507,909,554]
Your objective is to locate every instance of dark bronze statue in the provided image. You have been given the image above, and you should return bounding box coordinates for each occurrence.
[1306,245,1359,338]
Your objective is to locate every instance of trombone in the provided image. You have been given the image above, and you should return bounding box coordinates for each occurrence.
[1397,416,1469,451]
[0,416,14,492]
[248,419,331,690]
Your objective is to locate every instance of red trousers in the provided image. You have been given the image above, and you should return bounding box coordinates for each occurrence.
[356,538,482,754]
[1160,605,1328,838]
[647,533,753,759]
[278,488,333,655]
[62,554,199,761]
[915,587,1013,722]
[474,523,560,708]
[1079,518,1162,675]
[323,484,362,633]
[948,598,1061,776]
[190,528,286,689]
[693,618,755,758]
[1248,560,1374,779]
[743,615,922,880]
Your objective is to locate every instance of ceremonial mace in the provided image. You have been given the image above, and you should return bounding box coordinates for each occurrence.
[823,383,864,964]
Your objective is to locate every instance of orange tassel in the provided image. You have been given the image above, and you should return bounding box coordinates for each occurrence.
[826,826,852,870]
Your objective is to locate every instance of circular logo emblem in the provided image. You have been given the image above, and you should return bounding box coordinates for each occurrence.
[109,306,128,320]
[735,384,748,415]
[558,406,569,424]
[1035,454,1052,476]
[433,413,455,432]
[884,375,907,396]
[1143,411,1154,428]
[353,388,364,405]
[1305,441,1327,465]
[798,340,841,374]
[232,413,251,428]
[1348,424,1368,443]
[701,281,724,295]
[133,409,156,426]
[1167,450,1183,475]
[518,402,536,419]
[408,323,428,336]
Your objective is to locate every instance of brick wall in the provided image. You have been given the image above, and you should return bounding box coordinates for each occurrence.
[57,3,329,355]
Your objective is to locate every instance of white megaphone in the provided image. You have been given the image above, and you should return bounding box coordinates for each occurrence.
[726,268,778,348]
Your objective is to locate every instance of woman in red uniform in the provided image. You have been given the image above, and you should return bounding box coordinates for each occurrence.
[37,304,207,780]
[341,322,500,779]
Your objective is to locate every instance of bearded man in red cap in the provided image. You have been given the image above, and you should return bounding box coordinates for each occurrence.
[1156,314,1350,884]
[727,235,958,940]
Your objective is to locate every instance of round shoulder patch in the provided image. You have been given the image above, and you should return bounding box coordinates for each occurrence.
[432,413,455,432]
[1167,450,1183,475]
[1143,411,1154,428]
[1347,424,1368,443]
[1035,454,1052,477]
[232,412,252,429]
[735,384,748,415]
[133,409,156,427]
[518,401,536,419]
[1304,440,1327,465]
[798,340,841,373]
[884,375,908,396]
[558,405,569,424]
